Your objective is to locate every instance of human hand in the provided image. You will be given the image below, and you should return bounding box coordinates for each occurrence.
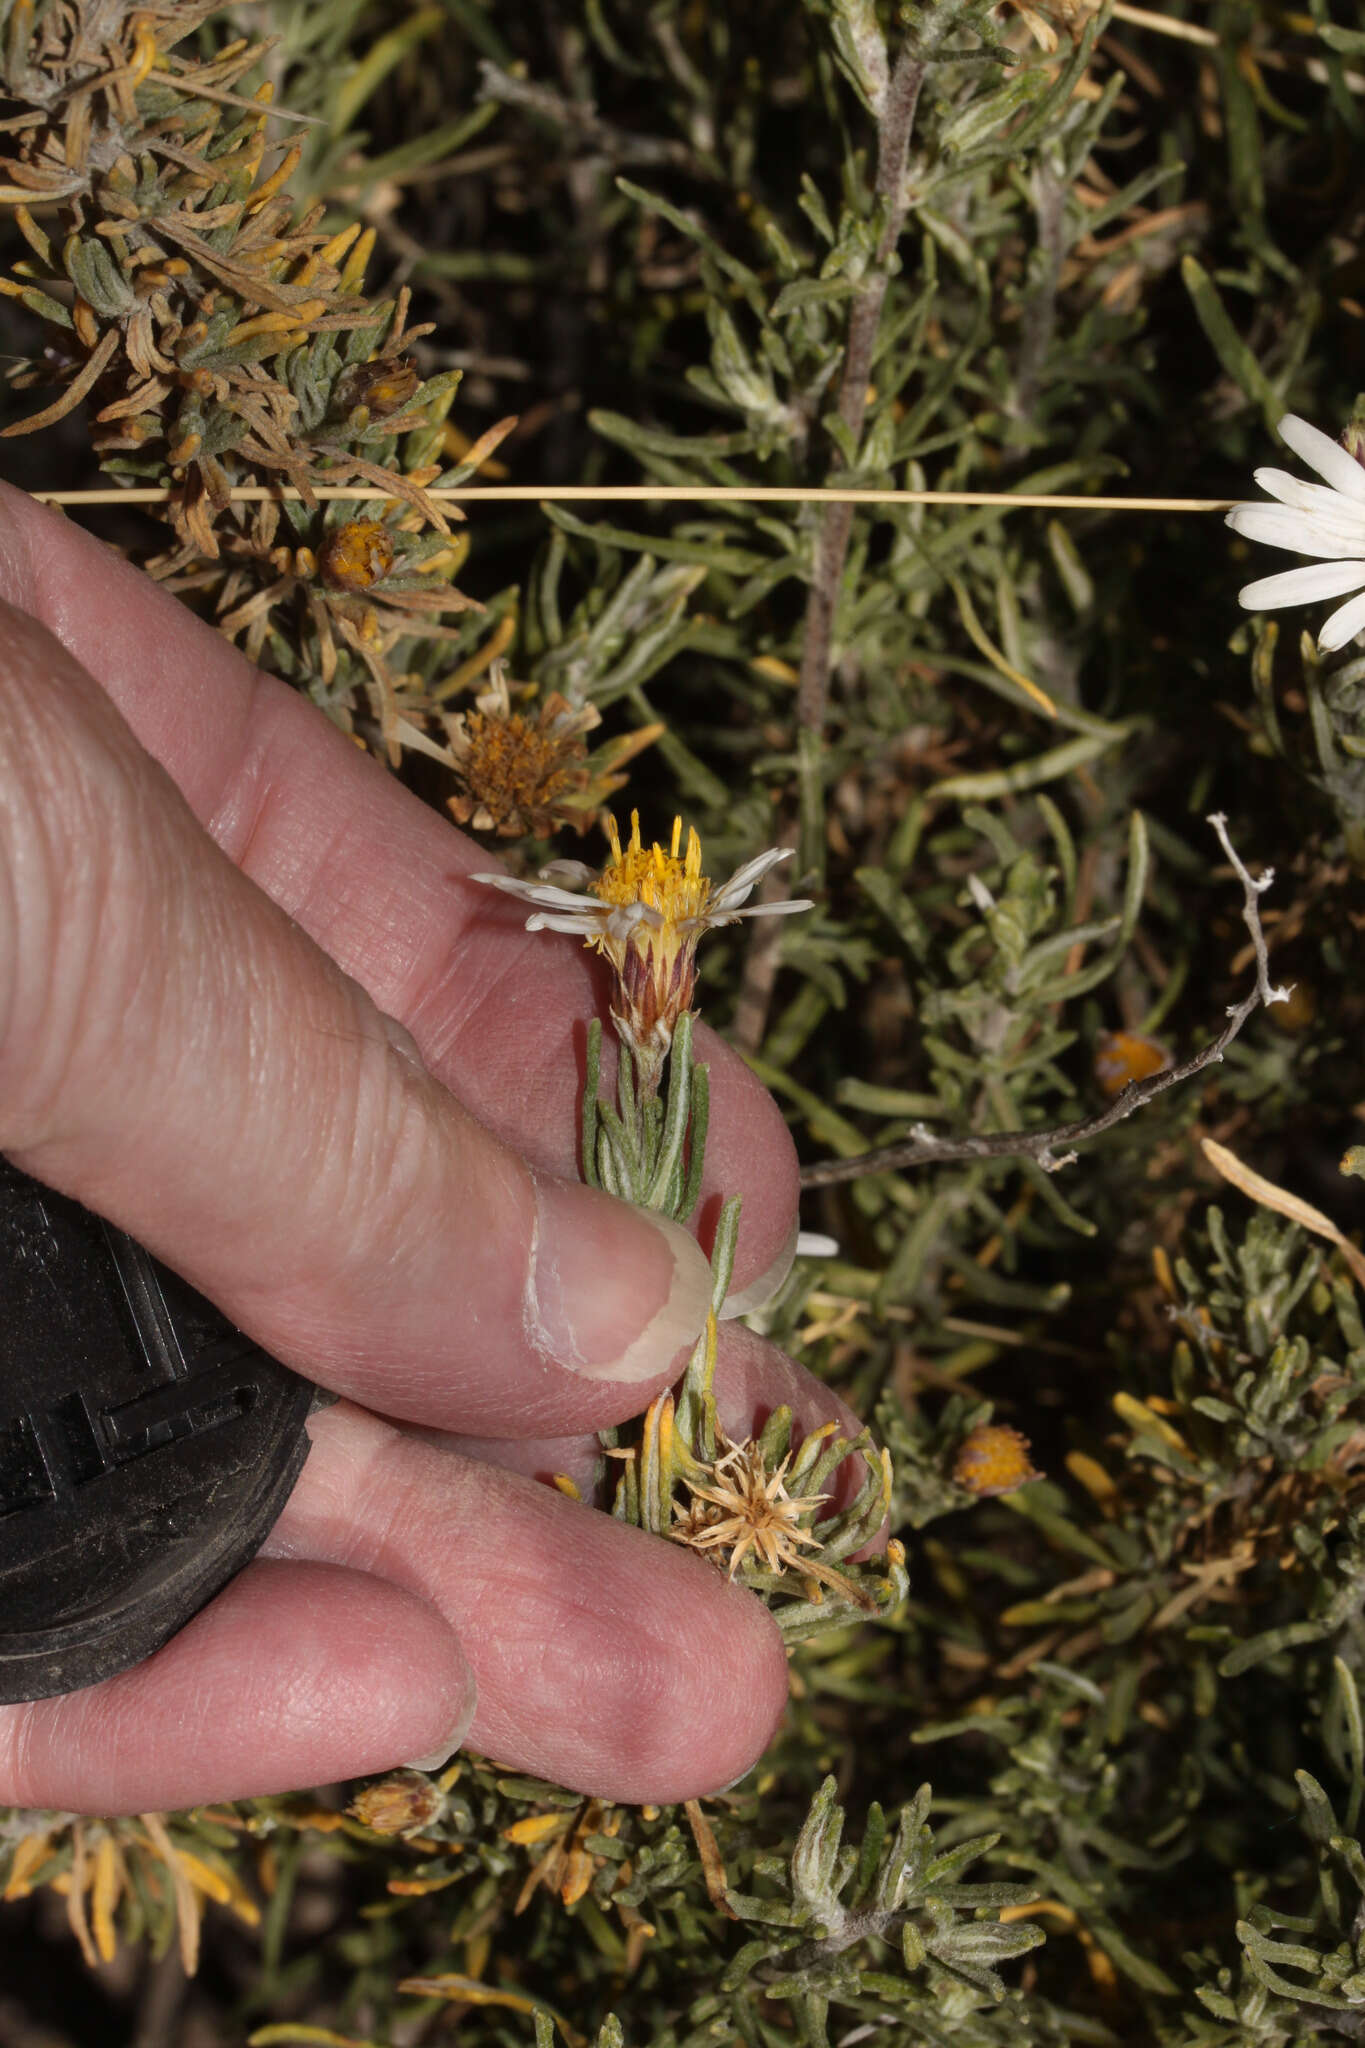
[0,486,861,1814]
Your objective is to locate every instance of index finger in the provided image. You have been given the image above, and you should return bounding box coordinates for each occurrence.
[0,484,801,1309]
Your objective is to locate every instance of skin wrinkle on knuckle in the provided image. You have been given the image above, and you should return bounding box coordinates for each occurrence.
[0,688,148,1150]
[204,691,441,1019]
[312,1425,455,1585]
[199,665,284,865]
[321,1030,480,1307]
[409,918,572,1075]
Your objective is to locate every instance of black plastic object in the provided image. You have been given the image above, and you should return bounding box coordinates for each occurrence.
[0,1154,316,1702]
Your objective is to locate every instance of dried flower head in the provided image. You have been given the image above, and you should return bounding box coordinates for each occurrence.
[447,664,602,836]
[318,519,397,593]
[673,1427,872,1607]
[348,1771,447,1838]
[332,353,423,421]
[953,1424,1040,1498]
[475,813,811,1072]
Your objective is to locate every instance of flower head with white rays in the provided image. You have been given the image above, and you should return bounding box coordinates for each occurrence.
[474,812,812,1077]
[1226,414,1365,653]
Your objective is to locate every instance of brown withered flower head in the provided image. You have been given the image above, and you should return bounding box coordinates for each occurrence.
[446,662,661,839]
[318,519,396,593]
[331,353,422,423]
[348,1770,447,1839]
[672,1425,875,1608]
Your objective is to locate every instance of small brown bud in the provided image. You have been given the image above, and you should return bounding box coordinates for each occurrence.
[348,1770,445,1837]
[953,1424,1040,1498]
[318,519,395,592]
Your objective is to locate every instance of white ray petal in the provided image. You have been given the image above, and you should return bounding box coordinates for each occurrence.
[1251,468,1365,530]
[539,860,595,886]
[473,873,601,913]
[709,846,795,912]
[1318,587,1365,652]
[525,911,605,936]
[1225,503,1365,558]
[1278,415,1365,503]
[731,898,816,919]
[604,902,660,941]
[1238,560,1365,609]
[795,1232,839,1258]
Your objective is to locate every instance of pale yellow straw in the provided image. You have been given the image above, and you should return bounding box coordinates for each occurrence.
[29,484,1234,511]
[1106,0,1362,90]
[1109,2,1218,46]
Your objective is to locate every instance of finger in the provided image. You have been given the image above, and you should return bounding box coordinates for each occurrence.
[260,1403,789,1802]
[0,595,714,1433]
[0,1561,475,1815]
[0,485,800,1308]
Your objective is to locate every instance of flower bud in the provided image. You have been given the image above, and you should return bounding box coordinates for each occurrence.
[953,1424,1039,1498]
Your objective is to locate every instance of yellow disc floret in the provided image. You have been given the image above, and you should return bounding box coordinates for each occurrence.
[587,814,712,1083]
[590,812,712,924]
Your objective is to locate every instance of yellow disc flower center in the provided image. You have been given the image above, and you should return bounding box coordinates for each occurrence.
[590,813,711,927]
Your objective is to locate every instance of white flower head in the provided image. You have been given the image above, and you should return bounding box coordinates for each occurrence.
[474,811,812,1071]
[1226,414,1365,653]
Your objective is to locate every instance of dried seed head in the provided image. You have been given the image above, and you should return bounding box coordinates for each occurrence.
[348,1771,446,1837]
[953,1424,1040,1498]
[447,668,598,837]
[670,1426,875,1607]
[319,520,396,592]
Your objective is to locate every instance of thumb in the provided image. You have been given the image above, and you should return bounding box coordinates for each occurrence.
[0,597,713,1434]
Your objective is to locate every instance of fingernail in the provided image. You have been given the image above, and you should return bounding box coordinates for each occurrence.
[403,1680,477,1775]
[720,1214,798,1319]
[403,1736,466,1774]
[526,1176,713,1383]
